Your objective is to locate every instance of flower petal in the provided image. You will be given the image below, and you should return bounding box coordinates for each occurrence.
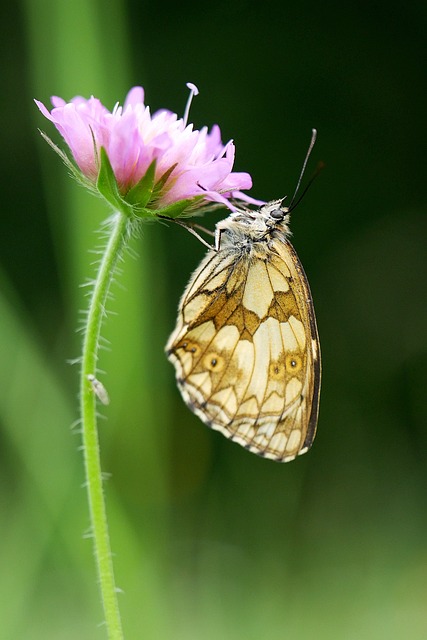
[35,84,259,211]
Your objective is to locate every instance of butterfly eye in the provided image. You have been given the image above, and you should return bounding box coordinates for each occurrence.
[270,209,284,220]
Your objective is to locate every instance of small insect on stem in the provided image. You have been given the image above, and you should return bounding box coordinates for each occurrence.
[87,374,110,405]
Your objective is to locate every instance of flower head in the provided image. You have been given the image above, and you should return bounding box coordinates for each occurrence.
[35,84,260,216]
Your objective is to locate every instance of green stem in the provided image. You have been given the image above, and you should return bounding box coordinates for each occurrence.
[80,211,129,640]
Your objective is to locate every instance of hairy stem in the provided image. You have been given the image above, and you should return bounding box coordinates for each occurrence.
[80,211,129,639]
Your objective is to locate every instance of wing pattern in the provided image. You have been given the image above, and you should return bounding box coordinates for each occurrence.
[166,236,321,462]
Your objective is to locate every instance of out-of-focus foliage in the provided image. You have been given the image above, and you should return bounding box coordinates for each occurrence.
[1,0,426,637]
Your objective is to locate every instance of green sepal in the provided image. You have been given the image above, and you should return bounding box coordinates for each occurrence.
[155,196,205,219]
[152,163,178,198]
[97,147,133,216]
[39,130,96,193]
[131,196,204,221]
[125,159,157,207]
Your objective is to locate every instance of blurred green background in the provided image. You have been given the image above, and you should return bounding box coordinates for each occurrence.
[1,0,427,638]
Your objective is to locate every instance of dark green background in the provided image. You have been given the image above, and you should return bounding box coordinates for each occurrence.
[1,1,426,638]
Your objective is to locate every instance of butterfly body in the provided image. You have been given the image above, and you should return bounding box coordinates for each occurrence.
[166,200,321,462]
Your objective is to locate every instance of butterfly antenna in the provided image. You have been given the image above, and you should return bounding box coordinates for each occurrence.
[288,128,317,210]
[288,160,325,213]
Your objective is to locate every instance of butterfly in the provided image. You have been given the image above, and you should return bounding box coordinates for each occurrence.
[166,134,321,462]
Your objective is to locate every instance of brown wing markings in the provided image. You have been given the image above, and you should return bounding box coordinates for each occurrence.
[205,258,258,430]
[175,252,250,381]
[267,289,301,323]
[257,318,286,421]
[264,261,291,389]
[267,253,291,280]
[226,331,275,451]
[184,250,244,306]
[184,251,237,301]
[263,261,299,418]
[184,262,231,303]
[170,254,254,422]
[279,239,321,454]
[220,259,288,451]
[262,262,304,455]
[173,312,249,418]
[304,353,320,450]
[170,255,246,370]
[209,386,237,423]
[191,287,242,332]
[224,344,257,437]
[184,258,246,332]
[286,239,321,449]
[264,248,312,456]
[187,335,257,433]
[219,256,269,438]
[262,320,288,451]
[201,362,242,426]
[184,254,272,344]
[168,212,320,462]
[275,341,308,447]
[179,285,249,388]
[170,319,222,367]
[249,321,285,456]
[195,325,243,423]
[258,323,308,458]
[265,254,307,454]
[176,327,227,385]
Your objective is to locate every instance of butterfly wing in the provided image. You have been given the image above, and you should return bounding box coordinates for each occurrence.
[166,237,321,462]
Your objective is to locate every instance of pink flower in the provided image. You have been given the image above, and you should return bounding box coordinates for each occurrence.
[35,84,258,211]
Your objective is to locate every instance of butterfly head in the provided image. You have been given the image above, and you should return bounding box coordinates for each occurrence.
[215,199,291,251]
[254,199,292,238]
[260,199,290,225]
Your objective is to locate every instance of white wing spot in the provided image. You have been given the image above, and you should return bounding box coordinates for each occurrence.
[269,432,288,453]
[286,429,302,452]
[267,263,290,292]
[280,321,299,351]
[212,324,240,350]
[243,261,273,317]
[211,387,238,415]
[237,397,259,416]
[183,293,210,323]
[262,392,284,413]
[188,371,212,396]
[285,378,303,405]
[288,315,306,350]
[246,322,271,403]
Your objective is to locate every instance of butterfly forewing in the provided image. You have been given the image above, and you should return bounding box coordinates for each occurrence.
[166,200,321,462]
